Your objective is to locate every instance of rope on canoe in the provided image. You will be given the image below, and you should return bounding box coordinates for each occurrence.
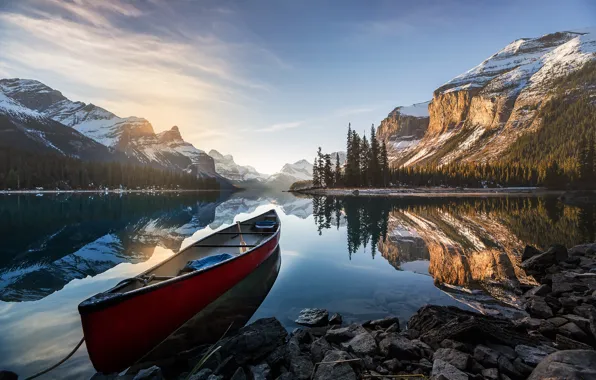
[24,336,85,380]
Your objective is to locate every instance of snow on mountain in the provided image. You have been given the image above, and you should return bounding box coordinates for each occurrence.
[381,28,596,167]
[265,159,313,189]
[208,149,268,183]
[0,79,234,185]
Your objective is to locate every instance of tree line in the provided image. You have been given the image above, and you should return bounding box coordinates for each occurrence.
[312,124,390,188]
[0,148,220,190]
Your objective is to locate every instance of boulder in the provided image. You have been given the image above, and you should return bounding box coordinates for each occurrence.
[514,345,555,367]
[214,356,238,378]
[480,368,499,380]
[132,366,163,380]
[486,343,516,361]
[440,339,469,353]
[525,297,553,319]
[340,332,377,356]
[295,308,329,327]
[547,317,569,327]
[574,304,596,319]
[555,334,595,350]
[473,345,500,367]
[522,245,542,261]
[249,363,271,380]
[558,322,590,343]
[524,284,552,298]
[325,324,367,344]
[188,368,212,380]
[310,337,332,363]
[313,350,357,380]
[497,355,521,378]
[363,316,401,330]
[379,333,422,360]
[329,313,343,325]
[513,357,534,377]
[528,350,596,379]
[433,348,471,371]
[219,318,288,365]
[382,358,402,372]
[430,359,469,380]
[521,245,567,272]
[288,355,314,380]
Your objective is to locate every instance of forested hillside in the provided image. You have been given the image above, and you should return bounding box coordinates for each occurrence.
[0,149,219,190]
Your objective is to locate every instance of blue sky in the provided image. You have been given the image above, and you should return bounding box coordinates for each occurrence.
[0,0,594,173]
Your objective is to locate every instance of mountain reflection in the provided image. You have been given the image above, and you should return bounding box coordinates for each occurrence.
[312,196,596,310]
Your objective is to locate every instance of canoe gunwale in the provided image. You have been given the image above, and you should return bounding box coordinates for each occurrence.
[78,209,280,314]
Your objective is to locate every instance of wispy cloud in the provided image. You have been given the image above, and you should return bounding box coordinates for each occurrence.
[255,121,302,133]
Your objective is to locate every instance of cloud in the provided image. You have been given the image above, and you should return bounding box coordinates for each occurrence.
[255,121,302,133]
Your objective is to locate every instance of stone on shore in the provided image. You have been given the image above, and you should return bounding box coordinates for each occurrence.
[433,348,471,371]
[362,316,400,330]
[525,296,553,319]
[313,350,357,380]
[324,324,367,343]
[340,332,377,356]
[430,359,469,380]
[295,308,329,327]
[528,350,596,379]
[132,366,163,380]
[514,345,554,367]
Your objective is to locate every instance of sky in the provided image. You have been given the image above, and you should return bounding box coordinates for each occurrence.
[0,0,594,174]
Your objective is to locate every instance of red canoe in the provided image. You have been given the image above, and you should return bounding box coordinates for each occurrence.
[78,209,281,373]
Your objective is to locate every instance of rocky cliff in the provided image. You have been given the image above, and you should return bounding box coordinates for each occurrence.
[379,28,596,167]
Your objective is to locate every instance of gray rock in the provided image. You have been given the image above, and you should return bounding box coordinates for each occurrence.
[433,348,471,371]
[574,304,596,319]
[385,323,400,333]
[274,374,294,380]
[310,337,332,363]
[325,324,367,343]
[219,318,288,365]
[230,367,247,380]
[266,345,286,369]
[525,297,554,319]
[329,313,343,325]
[313,350,357,380]
[524,284,552,298]
[497,355,521,378]
[291,329,314,345]
[547,316,569,327]
[214,356,238,378]
[473,345,500,367]
[522,245,542,261]
[556,334,595,350]
[440,339,469,353]
[514,316,544,330]
[559,322,590,343]
[383,358,401,372]
[486,343,516,361]
[132,366,163,380]
[289,355,314,380]
[480,368,499,380]
[513,357,534,377]
[340,332,377,356]
[514,345,554,366]
[379,333,422,360]
[206,376,223,380]
[528,349,596,380]
[295,308,329,327]
[363,316,401,330]
[430,359,469,380]
[249,364,271,380]
[522,245,567,272]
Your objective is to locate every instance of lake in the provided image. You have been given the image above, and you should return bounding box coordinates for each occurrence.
[0,191,594,378]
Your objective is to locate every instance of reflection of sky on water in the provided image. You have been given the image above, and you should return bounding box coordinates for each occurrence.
[1,193,587,378]
[0,247,176,379]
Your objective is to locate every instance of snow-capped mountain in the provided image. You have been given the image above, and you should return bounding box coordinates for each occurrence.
[0,91,121,161]
[0,79,232,186]
[380,28,596,166]
[377,102,430,159]
[266,159,313,189]
[208,149,268,183]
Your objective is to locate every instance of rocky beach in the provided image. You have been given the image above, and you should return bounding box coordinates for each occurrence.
[80,242,596,380]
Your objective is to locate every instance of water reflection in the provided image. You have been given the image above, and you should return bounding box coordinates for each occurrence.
[1,192,594,378]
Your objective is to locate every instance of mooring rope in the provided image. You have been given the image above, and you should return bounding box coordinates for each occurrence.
[24,336,85,380]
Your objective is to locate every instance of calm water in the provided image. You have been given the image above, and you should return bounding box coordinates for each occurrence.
[1,191,595,378]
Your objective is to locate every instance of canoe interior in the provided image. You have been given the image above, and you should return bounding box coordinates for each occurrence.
[113,210,279,294]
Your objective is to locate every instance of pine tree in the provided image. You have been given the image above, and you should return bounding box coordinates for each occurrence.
[323,154,333,187]
[312,155,320,187]
[369,124,381,187]
[334,153,342,187]
[380,140,389,187]
[351,130,361,187]
[360,133,369,187]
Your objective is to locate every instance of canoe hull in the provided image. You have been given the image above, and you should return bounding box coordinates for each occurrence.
[80,221,279,373]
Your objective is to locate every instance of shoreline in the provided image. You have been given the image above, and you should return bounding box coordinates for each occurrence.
[0,189,225,195]
[292,187,572,197]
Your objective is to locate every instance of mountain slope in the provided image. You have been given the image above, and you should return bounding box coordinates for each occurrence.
[266,159,313,189]
[381,28,596,167]
[208,149,268,183]
[0,92,122,161]
[0,79,233,186]
[377,102,430,160]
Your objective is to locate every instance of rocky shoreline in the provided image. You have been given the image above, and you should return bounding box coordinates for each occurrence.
[291,187,564,198]
[95,243,596,380]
